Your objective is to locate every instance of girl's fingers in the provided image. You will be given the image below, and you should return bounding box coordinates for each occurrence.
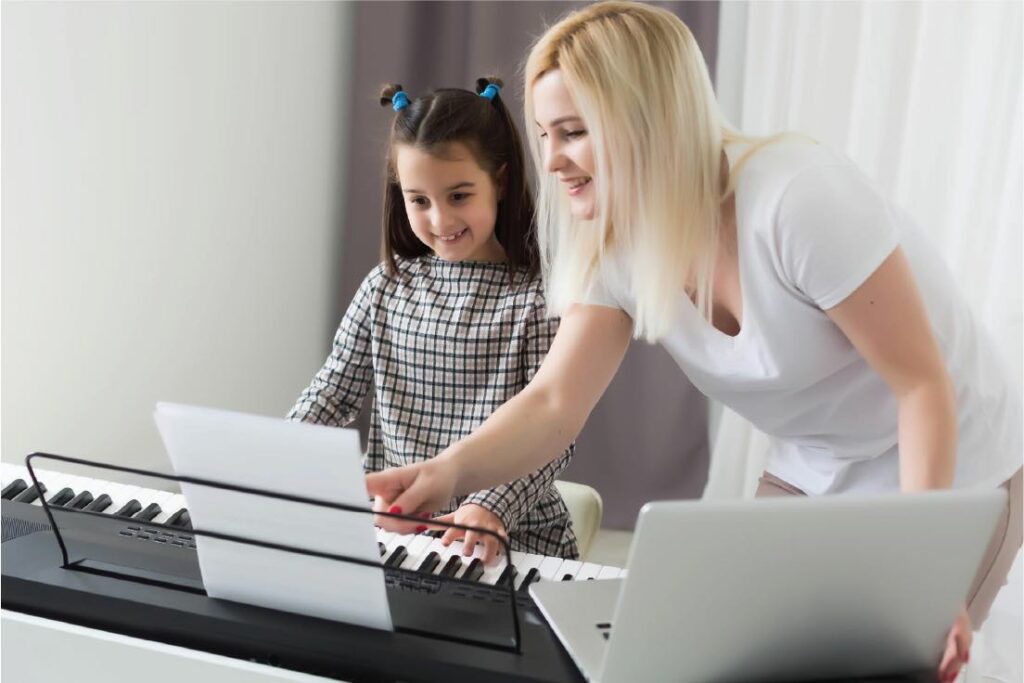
[440,525,463,546]
[460,528,503,563]
[481,535,500,564]
[463,531,480,555]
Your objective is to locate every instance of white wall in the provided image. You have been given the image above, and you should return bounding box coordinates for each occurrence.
[2,2,354,482]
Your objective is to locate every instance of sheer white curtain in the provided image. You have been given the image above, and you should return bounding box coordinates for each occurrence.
[711,2,1022,677]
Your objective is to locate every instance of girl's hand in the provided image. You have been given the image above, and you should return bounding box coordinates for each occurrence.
[937,607,971,682]
[367,457,458,533]
[431,503,508,564]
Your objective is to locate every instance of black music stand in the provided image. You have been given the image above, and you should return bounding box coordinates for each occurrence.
[25,451,523,654]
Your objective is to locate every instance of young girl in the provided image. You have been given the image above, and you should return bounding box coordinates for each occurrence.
[288,77,578,563]
[367,3,1020,679]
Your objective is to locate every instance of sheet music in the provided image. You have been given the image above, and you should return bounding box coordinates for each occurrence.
[154,402,393,631]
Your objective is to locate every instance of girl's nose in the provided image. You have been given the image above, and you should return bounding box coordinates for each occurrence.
[431,206,454,230]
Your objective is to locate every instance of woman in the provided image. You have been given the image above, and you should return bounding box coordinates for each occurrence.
[367,3,1022,679]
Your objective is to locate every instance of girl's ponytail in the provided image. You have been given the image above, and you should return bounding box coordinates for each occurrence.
[380,83,410,112]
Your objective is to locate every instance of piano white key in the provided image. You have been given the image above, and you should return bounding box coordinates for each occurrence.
[382,533,415,566]
[69,475,114,497]
[536,556,566,582]
[135,483,176,505]
[417,536,448,561]
[432,539,471,579]
[512,552,544,589]
[1,465,27,493]
[1,462,46,483]
[50,473,93,496]
[1,462,26,485]
[376,530,397,549]
[443,536,492,579]
[101,483,146,515]
[38,472,78,503]
[13,465,58,488]
[596,565,621,580]
[141,490,178,524]
[574,562,603,581]
[398,534,434,571]
[471,538,516,584]
[477,552,514,586]
[555,559,583,580]
[154,493,187,524]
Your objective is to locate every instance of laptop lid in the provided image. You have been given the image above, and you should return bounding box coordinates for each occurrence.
[534,488,1005,683]
[608,489,1005,682]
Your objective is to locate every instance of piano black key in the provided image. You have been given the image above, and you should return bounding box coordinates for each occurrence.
[461,558,484,583]
[439,555,463,578]
[384,546,408,568]
[378,542,387,557]
[561,573,575,581]
[517,567,540,593]
[134,503,162,522]
[495,564,517,588]
[166,508,192,529]
[47,487,75,507]
[114,499,142,518]
[66,491,95,510]
[2,479,28,500]
[83,494,112,512]
[12,483,46,504]
[416,551,441,574]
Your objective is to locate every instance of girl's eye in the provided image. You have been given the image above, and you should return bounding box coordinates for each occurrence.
[451,193,472,202]
[410,196,428,207]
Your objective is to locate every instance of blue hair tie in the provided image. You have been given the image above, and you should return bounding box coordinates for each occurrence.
[480,83,501,101]
[392,91,410,112]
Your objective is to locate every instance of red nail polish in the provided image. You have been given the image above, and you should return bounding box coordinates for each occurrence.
[415,525,427,533]
[388,505,402,514]
[419,512,430,519]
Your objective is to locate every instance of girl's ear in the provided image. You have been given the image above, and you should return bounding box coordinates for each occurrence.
[495,163,508,200]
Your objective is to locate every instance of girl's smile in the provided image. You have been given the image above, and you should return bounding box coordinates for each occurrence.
[435,227,469,243]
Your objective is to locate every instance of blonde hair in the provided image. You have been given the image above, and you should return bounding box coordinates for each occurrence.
[525,1,770,341]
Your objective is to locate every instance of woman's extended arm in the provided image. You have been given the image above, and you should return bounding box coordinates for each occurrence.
[825,247,957,492]
[367,303,633,520]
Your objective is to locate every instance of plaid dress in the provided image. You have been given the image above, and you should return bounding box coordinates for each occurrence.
[288,255,578,559]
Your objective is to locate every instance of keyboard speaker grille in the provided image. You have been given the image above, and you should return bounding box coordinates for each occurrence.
[2,515,51,543]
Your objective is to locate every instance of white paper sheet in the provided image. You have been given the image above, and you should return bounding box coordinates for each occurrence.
[154,402,392,631]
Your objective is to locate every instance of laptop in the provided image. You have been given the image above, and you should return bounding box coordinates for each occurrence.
[530,489,1006,682]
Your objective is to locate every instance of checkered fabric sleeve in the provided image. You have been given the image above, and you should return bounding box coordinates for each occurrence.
[287,269,378,467]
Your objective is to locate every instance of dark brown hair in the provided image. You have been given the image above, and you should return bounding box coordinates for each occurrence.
[378,77,538,278]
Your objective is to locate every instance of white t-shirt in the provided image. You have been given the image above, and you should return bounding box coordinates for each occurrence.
[585,140,1021,494]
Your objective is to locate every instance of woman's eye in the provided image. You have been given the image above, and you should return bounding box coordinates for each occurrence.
[566,129,586,139]
[410,197,428,207]
[538,132,549,140]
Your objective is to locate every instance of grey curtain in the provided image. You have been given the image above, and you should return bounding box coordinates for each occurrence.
[336,1,717,529]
